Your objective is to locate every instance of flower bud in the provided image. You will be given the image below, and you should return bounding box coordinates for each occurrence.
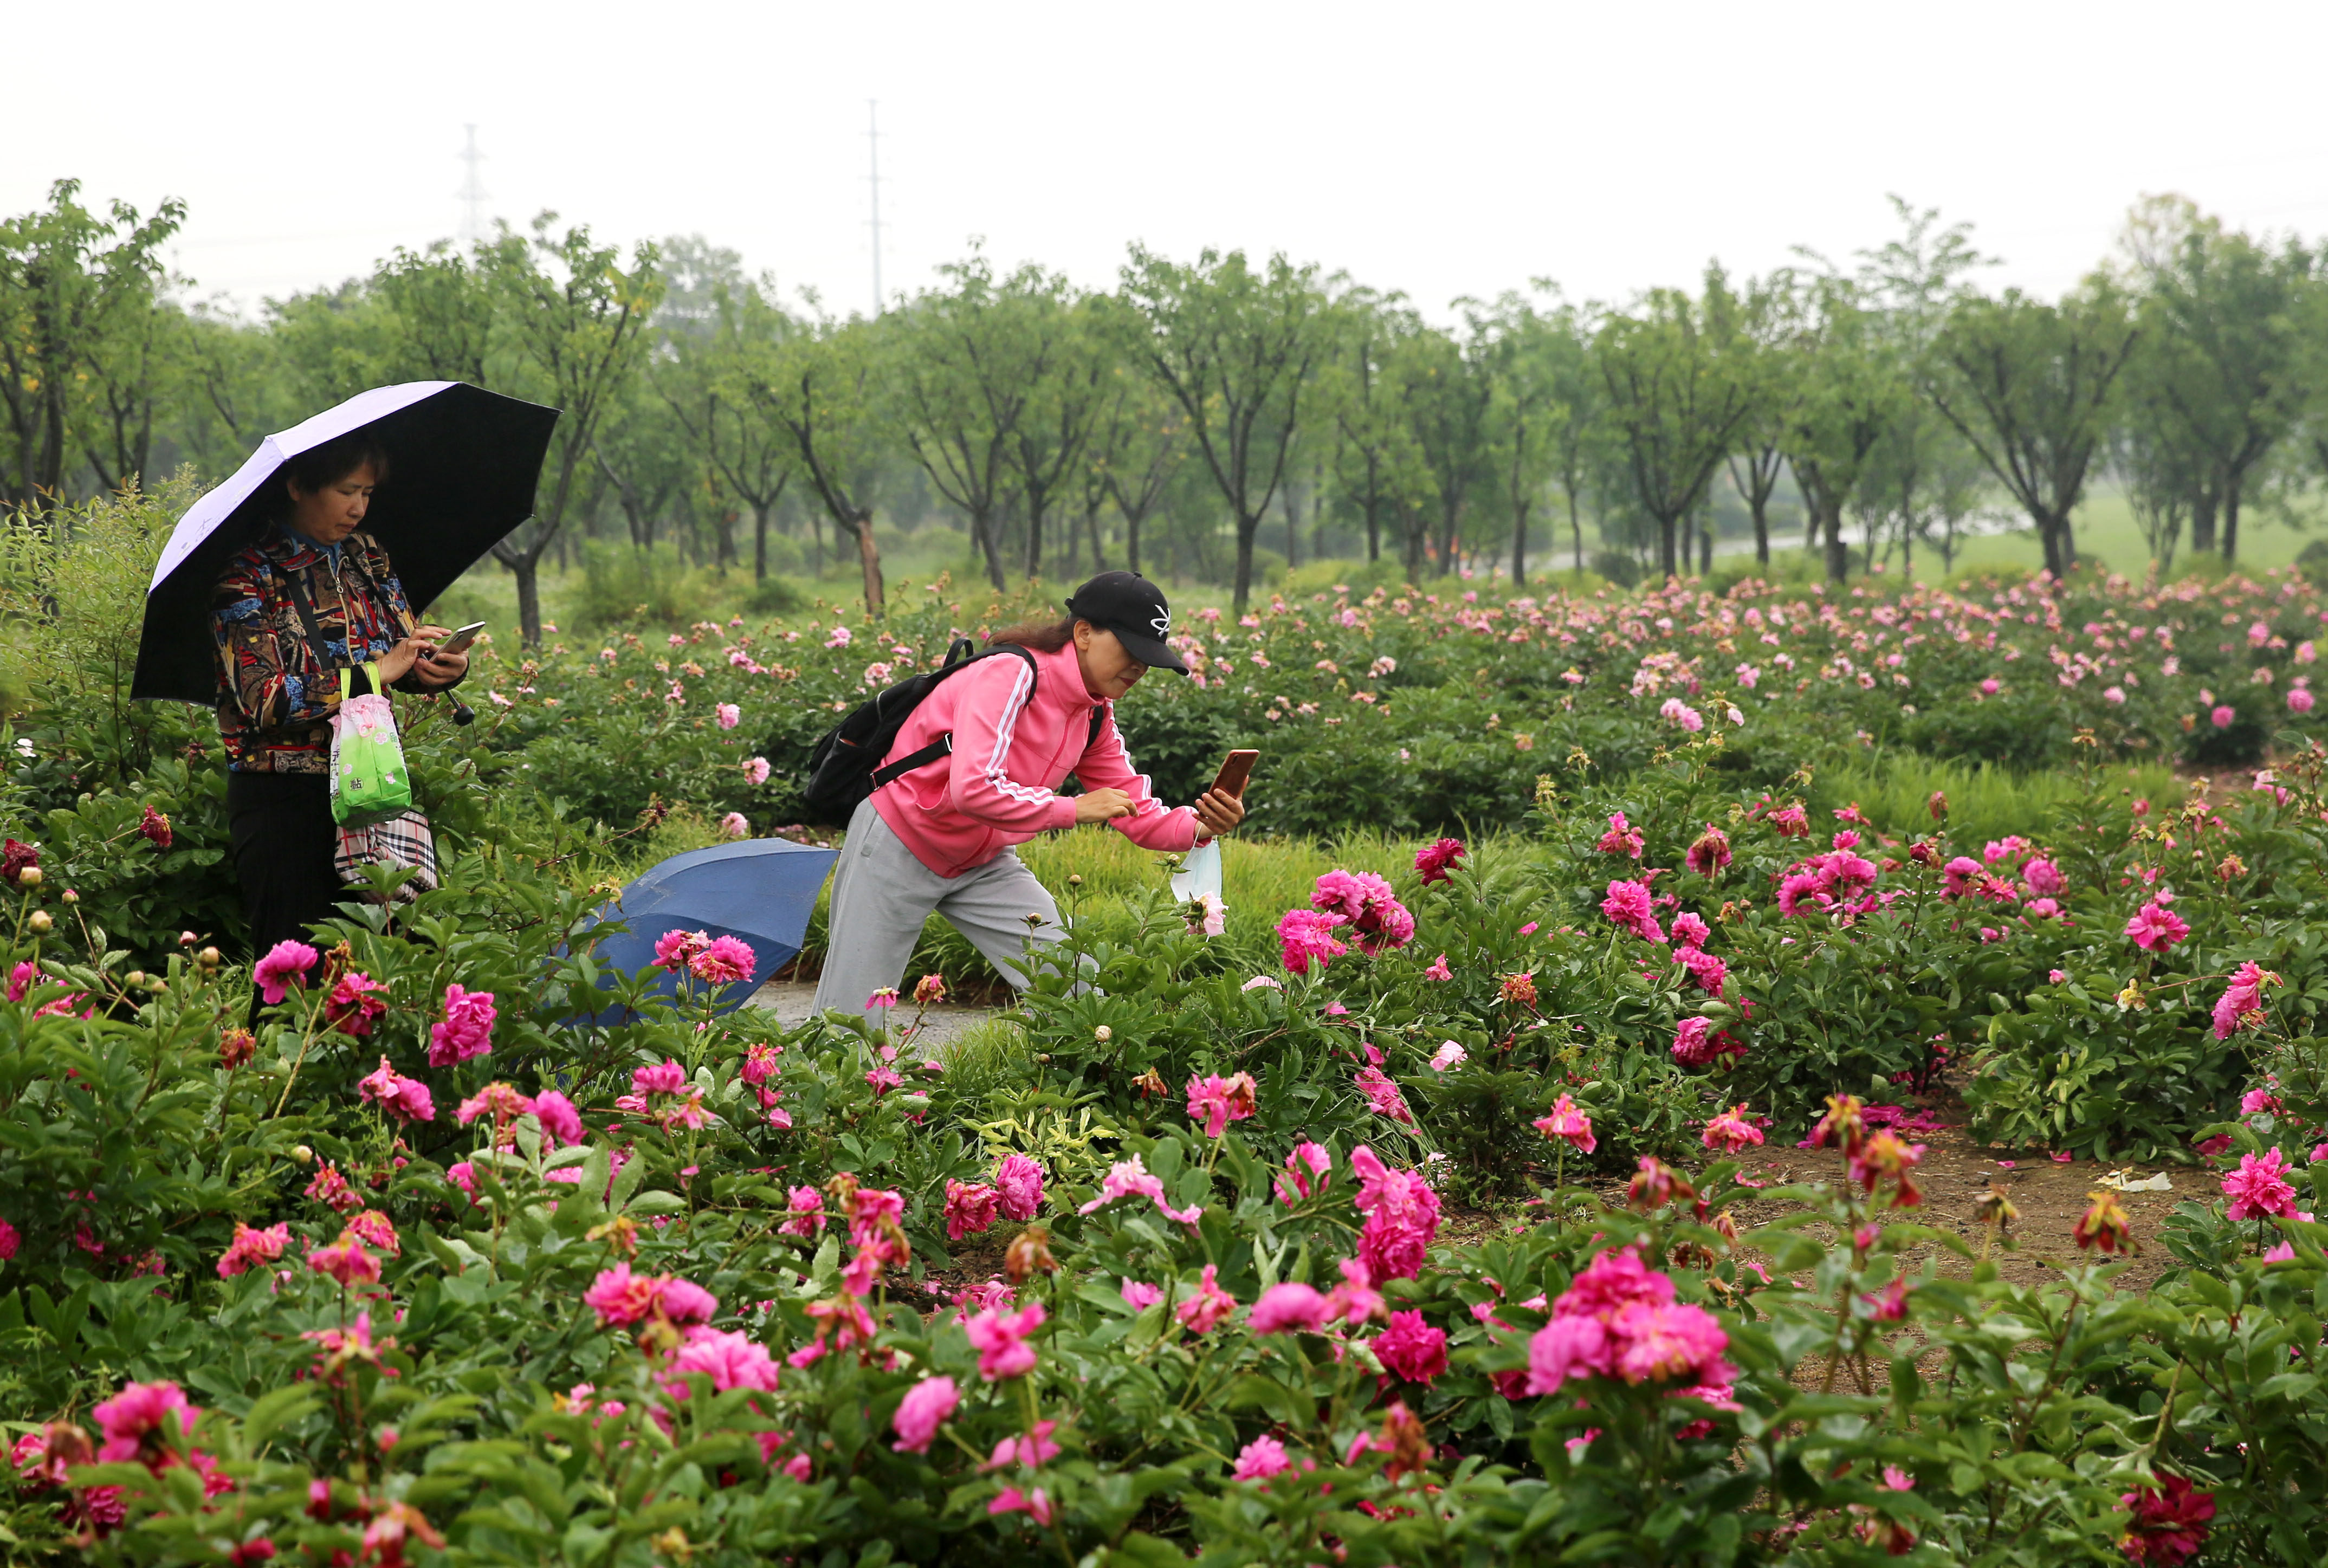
[1094,1025,1112,1042]
[1004,1226,1058,1283]
[179,931,197,946]
[291,1145,314,1165]
[16,867,39,888]
[1068,874,1084,887]
[198,947,222,968]
[26,910,50,934]
[59,889,75,904]
[125,971,145,988]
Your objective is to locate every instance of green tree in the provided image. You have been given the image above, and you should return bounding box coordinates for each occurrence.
[1121,246,1330,614]
[746,312,889,616]
[1001,285,1110,584]
[657,269,796,581]
[1078,303,1187,578]
[477,215,665,644]
[1926,281,2137,579]
[1405,321,1498,576]
[1778,274,1912,581]
[2116,197,2315,560]
[0,179,185,509]
[1593,268,1757,580]
[1470,292,1567,585]
[1320,289,1434,571]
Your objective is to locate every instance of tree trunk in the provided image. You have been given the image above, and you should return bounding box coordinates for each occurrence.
[1086,504,1109,572]
[1698,521,1712,575]
[1657,514,1679,581]
[1232,514,1259,615]
[1025,507,1043,582]
[972,511,1006,592]
[2038,513,2067,578]
[512,556,542,646]
[1511,501,1529,587]
[2223,477,2242,562]
[753,504,769,581]
[1126,510,1142,575]
[1363,453,1382,562]
[854,511,885,616]
[1569,489,1583,573]
[2190,491,2218,554]
[715,510,738,575]
[1823,502,1848,582]
[1282,484,1299,569]
[1750,496,1769,566]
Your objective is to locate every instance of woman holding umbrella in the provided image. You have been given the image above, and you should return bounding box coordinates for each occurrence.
[210,430,469,969]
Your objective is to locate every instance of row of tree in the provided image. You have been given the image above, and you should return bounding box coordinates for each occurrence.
[6,179,2324,639]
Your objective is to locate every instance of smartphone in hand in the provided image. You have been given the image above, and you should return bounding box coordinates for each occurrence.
[434,621,489,656]
[1210,749,1259,800]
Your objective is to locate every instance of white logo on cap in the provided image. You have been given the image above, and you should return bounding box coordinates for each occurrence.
[1150,611,1171,635]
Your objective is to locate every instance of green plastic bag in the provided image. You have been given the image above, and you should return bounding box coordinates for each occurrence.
[329,665,415,826]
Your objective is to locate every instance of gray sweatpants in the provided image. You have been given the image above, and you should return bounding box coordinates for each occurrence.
[810,796,1069,1027]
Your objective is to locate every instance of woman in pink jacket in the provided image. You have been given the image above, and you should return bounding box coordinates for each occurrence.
[813,572,1245,1022]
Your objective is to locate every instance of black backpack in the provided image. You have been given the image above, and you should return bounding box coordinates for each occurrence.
[799,638,1103,827]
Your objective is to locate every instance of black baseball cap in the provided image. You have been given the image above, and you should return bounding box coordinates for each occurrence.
[1065,571,1189,674]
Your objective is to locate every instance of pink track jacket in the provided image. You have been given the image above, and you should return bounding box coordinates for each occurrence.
[871,640,1201,878]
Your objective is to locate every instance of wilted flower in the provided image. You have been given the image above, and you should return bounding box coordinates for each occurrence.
[1534,1093,1596,1154]
[1186,1071,1259,1137]
[1700,1104,1763,1154]
[2116,1474,2214,1565]
[1685,825,1731,878]
[2074,1190,2137,1255]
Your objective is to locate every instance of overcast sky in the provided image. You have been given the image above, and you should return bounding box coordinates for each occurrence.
[12,0,2328,322]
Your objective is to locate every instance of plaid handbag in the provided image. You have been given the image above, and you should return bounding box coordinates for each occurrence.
[334,808,439,903]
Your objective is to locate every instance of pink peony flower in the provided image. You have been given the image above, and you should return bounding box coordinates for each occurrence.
[1276,908,1349,974]
[993,1154,1045,1221]
[2291,688,2316,715]
[989,1486,1054,1525]
[652,929,711,971]
[1078,1155,1202,1226]
[306,1233,379,1288]
[1428,1040,1467,1072]
[964,1301,1046,1381]
[5,960,36,1002]
[355,1057,435,1124]
[778,1185,825,1237]
[1596,812,1645,858]
[92,1380,199,1466]
[1534,1093,1596,1154]
[1353,1064,1413,1123]
[1701,1103,1763,1154]
[2212,961,2274,1040]
[1766,803,1809,838]
[664,1326,779,1396]
[688,934,757,986]
[1233,1434,1290,1481]
[1423,952,1452,981]
[720,812,751,838]
[1177,1263,1239,1332]
[217,1221,289,1279]
[1277,1141,1333,1203]
[2125,900,2191,952]
[715,703,741,730]
[891,1374,959,1453]
[2223,1146,2299,1222]
[1670,911,1711,948]
[743,755,772,785]
[1671,1016,1716,1066]
[1120,1279,1163,1310]
[584,1264,661,1327]
[1373,1309,1449,1384]
[1185,1071,1259,1138]
[1311,869,1415,953]
[427,984,496,1066]
[2023,856,2066,897]
[1249,1281,1331,1334]
[2211,704,2236,728]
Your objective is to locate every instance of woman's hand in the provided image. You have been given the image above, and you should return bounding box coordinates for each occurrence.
[1193,788,1245,839]
[412,646,469,689]
[374,626,453,685]
[1074,788,1137,825]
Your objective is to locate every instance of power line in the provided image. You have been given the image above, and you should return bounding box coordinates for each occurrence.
[456,125,490,244]
[866,100,884,315]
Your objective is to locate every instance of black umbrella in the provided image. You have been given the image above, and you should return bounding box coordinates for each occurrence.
[132,381,559,703]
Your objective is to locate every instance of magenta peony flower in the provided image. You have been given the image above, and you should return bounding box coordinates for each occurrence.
[1277,1141,1333,1203]
[1120,1279,1164,1310]
[1595,812,1645,858]
[1185,1071,1258,1138]
[2210,704,2235,728]
[306,1233,379,1287]
[252,940,319,1005]
[993,1154,1045,1221]
[1350,1144,1441,1281]
[2023,856,2066,897]
[778,1185,824,1237]
[2290,688,2316,715]
[1670,911,1711,948]
[2223,1146,2299,1221]
[891,1374,959,1454]
[1600,879,1665,943]
[1671,1016,1715,1066]
[1525,1313,1614,1393]
[1373,1309,1449,1384]
[92,1379,199,1466]
[1249,1281,1331,1334]
[585,1264,660,1326]
[1414,838,1466,884]
[529,1088,583,1146]
[216,1221,289,1279]
[1078,1154,1202,1226]
[943,1179,1002,1240]
[1424,951,1452,981]
[964,1301,1046,1380]
[1353,1064,1413,1124]
[1311,869,1415,953]
[355,1057,434,1124]
[2125,900,2190,952]
[651,930,710,971]
[1685,825,1731,877]
[325,971,389,1037]
[1276,908,1349,974]
[428,984,496,1066]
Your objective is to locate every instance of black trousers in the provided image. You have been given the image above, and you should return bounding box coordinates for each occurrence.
[228,771,342,1023]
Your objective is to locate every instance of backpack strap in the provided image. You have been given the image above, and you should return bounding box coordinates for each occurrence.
[868,642,1039,789]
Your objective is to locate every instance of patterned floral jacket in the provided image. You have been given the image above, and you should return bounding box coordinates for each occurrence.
[210,527,453,774]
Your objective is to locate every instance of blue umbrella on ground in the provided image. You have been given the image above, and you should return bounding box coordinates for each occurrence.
[572,838,837,1023]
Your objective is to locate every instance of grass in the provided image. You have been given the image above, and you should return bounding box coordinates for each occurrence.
[1814,751,2183,846]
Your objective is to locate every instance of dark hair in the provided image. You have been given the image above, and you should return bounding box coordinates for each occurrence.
[282,430,391,502]
[986,614,1079,653]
